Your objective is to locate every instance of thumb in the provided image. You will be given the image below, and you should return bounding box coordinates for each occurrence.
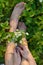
[21,38,28,48]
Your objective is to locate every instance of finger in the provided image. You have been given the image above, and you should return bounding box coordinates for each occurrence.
[18,44,24,50]
[18,44,29,53]
[21,38,28,47]
[17,50,20,57]
[17,51,21,61]
[19,44,26,50]
[14,48,17,56]
[16,47,23,56]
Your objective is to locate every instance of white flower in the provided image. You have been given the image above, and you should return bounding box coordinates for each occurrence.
[17,32,21,35]
[19,40,22,44]
[26,32,29,35]
[14,32,17,36]
[18,33,22,36]
[39,0,43,2]
[16,35,19,38]
[16,29,19,31]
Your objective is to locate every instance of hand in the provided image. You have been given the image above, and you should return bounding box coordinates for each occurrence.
[17,45,37,65]
[16,45,29,60]
[13,48,21,65]
[5,42,21,65]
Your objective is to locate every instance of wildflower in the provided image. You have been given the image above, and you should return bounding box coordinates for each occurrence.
[26,32,29,35]
[39,0,43,2]
[19,40,22,44]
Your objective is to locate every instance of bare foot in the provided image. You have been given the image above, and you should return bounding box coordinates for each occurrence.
[18,22,26,31]
[10,2,26,32]
[10,2,26,21]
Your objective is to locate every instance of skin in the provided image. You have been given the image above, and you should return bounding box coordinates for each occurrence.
[5,39,37,65]
[5,42,15,65]
[5,2,25,65]
[9,2,25,32]
[18,22,27,31]
[5,42,21,65]
[17,39,37,65]
[5,2,37,65]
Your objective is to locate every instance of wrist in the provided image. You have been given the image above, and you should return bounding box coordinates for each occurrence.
[6,42,15,53]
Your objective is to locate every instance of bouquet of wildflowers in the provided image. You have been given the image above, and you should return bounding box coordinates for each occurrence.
[7,29,29,44]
